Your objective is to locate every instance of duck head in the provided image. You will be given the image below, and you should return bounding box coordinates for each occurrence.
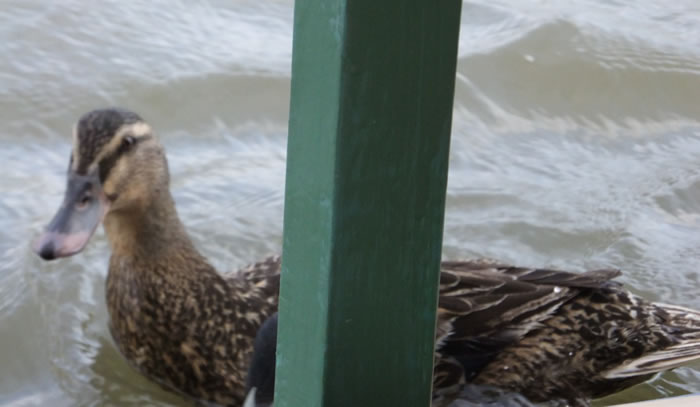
[34,108,168,260]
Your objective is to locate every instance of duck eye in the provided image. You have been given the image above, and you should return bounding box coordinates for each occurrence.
[124,136,136,147]
[77,194,91,209]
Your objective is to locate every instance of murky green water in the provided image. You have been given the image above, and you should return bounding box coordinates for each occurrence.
[1,0,699,406]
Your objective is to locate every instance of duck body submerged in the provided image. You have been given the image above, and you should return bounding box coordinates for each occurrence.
[34,109,700,407]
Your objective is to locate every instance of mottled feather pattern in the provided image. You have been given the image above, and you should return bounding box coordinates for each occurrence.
[432,261,700,406]
[104,242,700,406]
[54,110,700,407]
[107,251,280,406]
[241,259,700,407]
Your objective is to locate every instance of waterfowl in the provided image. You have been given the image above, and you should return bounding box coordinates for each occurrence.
[34,108,700,407]
[34,108,280,406]
[244,263,700,407]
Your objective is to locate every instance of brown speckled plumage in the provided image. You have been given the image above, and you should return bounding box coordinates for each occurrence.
[106,251,279,405]
[244,259,700,406]
[37,109,700,407]
[39,108,281,406]
[97,139,281,405]
[431,260,700,406]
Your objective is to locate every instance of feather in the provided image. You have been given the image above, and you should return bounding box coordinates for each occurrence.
[603,341,700,378]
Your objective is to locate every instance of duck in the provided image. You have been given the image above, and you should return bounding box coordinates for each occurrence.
[34,108,700,407]
[245,263,700,406]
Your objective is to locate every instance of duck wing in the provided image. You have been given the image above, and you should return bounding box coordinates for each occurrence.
[437,259,620,343]
[433,260,620,399]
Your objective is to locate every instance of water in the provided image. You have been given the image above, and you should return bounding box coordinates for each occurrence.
[1,0,699,405]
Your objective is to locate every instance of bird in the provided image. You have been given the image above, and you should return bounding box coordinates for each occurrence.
[34,108,700,407]
[243,264,700,407]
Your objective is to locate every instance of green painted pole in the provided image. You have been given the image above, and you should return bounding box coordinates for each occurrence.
[277,1,462,406]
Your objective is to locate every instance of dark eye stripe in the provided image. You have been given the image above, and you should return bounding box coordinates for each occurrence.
[99,150,120,183]
[98,135,148,183]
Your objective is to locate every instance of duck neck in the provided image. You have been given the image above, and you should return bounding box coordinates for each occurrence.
[103,190,199,261]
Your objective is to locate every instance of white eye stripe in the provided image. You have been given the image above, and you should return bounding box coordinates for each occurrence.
[116,122,152,140]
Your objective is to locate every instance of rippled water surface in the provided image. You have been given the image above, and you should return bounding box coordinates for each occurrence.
[1,0,700,406]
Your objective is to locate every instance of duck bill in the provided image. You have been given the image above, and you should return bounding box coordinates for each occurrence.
[33,173,109,261]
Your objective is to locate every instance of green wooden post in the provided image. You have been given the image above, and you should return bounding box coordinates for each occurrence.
[277,0,462,406]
